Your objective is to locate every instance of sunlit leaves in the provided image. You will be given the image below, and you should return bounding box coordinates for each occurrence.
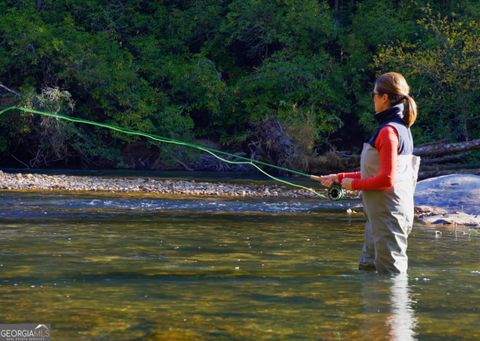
[374,5,480,141]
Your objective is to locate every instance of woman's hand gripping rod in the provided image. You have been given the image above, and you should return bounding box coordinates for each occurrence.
[310,174,345,201]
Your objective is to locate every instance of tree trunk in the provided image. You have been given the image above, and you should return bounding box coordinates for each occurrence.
[421,163,480,171]
[419,168,480,180]
[248,118,297,173]
[414,138,480,157]
[0,83,21,97]
[422,152,470,164]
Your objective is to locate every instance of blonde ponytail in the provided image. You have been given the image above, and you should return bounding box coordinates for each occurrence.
[403,95,417,127]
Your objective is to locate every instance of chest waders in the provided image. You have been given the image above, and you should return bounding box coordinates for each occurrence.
[359,139,421,274]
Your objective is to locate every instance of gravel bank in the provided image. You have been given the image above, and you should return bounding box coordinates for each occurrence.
[0,170,323,198]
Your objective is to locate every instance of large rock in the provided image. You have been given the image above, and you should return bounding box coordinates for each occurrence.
[414,174,480,226]
[419,212,480,227]
[414,174,480,215]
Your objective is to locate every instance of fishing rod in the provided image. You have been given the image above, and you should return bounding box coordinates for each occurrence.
[0,105,345,200]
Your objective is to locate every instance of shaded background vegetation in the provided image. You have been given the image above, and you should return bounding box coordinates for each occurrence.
[0,0,478,172]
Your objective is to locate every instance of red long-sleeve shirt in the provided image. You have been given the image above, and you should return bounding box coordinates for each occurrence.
[338,126,399,190]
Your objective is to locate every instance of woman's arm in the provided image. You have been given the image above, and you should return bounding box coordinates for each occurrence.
[310,171,361,189]
[337,172,361,181]
[351,126,399,190]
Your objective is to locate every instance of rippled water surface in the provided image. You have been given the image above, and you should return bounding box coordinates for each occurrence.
[0,191,479,340]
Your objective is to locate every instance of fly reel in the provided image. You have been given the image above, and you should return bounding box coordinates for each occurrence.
[328,183,345,201]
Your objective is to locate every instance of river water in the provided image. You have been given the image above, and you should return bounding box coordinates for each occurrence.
[0,191,478,340]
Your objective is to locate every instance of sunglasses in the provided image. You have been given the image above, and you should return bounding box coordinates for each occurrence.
[371,91,382,99]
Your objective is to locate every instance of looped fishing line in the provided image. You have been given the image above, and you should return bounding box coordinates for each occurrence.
[0,105,330,199]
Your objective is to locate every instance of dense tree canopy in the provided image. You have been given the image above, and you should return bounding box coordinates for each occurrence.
[0,0,478,170]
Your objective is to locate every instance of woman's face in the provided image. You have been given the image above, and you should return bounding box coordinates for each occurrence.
[372,86,391,113]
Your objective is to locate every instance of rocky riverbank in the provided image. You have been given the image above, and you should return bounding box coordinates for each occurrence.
[0,170,478,227]
[0,170,328,198]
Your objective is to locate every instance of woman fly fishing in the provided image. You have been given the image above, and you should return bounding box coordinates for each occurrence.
[311,72,421,274]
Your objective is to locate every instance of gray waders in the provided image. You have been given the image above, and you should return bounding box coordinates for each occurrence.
[359,143,421,274]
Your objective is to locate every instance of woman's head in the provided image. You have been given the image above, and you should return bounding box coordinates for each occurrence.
[372,72,417,127]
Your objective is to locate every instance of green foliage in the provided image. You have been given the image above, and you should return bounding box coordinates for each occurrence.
[238,52,344,144]
[0,2,194,167]
[341,0,418,136]
[374,4,480,142]
[18,87,81,167]
[224,0,333,62]
[0,0,478,170]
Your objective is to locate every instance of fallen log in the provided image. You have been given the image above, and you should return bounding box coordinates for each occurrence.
[419,168,480,179]
[422,152,471,164]
[421,163,480,172]
[414,138,480,157]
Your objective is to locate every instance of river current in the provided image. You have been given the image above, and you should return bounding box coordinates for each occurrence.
[0,191,478,340]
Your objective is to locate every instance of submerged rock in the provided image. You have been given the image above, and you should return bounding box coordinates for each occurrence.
[419,212,480,227]
[414,205,448,216]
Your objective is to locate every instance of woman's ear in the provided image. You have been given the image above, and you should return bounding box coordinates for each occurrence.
[381,93,389,104]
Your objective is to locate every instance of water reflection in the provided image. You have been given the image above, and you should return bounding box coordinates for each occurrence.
[361,274,417,340]
[1,191,478,339]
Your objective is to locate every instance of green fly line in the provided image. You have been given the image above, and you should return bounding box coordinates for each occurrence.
[0,105,329,199]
